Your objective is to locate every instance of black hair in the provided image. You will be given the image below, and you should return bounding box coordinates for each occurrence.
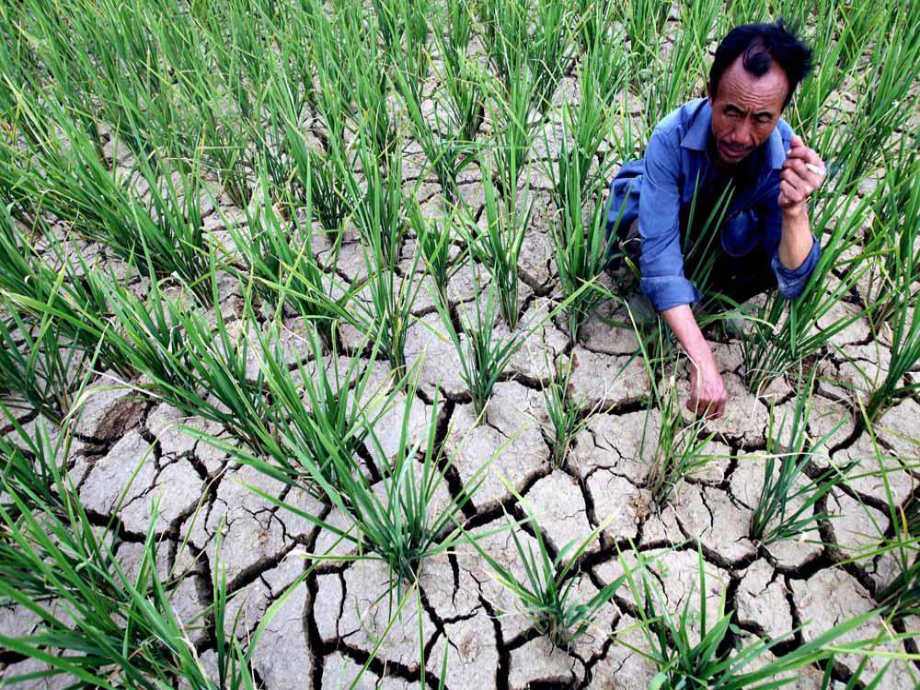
[709,19,813,109]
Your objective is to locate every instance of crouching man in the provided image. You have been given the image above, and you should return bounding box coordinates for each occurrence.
[604,20,826,420]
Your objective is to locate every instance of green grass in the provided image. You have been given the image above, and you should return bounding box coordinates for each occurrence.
[749,367,856,546]
[614,537,916,690]
[1,0,919,684]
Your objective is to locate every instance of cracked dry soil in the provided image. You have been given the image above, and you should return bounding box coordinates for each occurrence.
[3,278,919,690]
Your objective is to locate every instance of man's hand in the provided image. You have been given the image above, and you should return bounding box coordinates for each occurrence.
[661,304,727,420]
[778,135,825,215]
[688,356,727,420]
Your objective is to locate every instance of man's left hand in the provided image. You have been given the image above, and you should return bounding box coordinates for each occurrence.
[778,135,825,215]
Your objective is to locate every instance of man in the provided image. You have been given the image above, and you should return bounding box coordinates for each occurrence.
[604,20,826,420]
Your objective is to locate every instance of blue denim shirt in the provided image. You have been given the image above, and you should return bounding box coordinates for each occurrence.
[605,98,821,312]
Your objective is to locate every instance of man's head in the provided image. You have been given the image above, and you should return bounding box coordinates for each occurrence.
[706,20,813,166]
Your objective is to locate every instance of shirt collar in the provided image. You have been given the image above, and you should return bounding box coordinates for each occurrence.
[681,98,787,170]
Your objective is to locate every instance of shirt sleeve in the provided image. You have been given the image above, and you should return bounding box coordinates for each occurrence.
[638,130,703,311]
[758,193,822,300]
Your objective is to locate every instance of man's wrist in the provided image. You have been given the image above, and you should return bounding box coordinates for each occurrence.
[781,202,808,221]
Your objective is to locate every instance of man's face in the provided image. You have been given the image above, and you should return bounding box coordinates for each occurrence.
[707,54,789,166]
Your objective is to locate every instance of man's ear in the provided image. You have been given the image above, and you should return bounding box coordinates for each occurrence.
[706,81,713,103]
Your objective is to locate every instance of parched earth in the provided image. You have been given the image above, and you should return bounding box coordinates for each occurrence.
[1,233,918,689]
[1,50,919,690]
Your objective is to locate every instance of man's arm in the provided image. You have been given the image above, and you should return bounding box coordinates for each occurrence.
[635,130,727,419]
[777,135,825,270]
[661,305,727,419]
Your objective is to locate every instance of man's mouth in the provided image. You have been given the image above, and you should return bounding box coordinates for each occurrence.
[720,143,751,160]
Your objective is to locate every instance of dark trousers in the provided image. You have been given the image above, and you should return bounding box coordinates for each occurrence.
[622,218,778,308]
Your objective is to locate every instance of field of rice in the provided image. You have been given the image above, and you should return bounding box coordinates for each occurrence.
[0,0,918,688]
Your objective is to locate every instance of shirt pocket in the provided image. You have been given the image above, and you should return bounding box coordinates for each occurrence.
[721,208,760,257]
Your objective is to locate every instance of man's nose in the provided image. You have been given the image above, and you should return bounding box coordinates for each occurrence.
[731,119,755,146]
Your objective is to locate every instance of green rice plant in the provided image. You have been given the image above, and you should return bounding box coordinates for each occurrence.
[546,153,617,340]
[200,365,502,587]
[463,156,531,329]
[546,33,627,212]
[787,1,884,142]
[835,402,920,625]
[821,5,920,193]
[571,0,614,53]
[486,49,542,196]
[681,174,737,300]
[463,472,647,648]
[356,218,428,383]
[0,209,135,378]
[343,3,397,165]
[347,137,406,267]
[227,317,399,493]
[526,0,575,116]
[739,174,883,395]
[430,267,584,418]
[376,0,431,88]
[0,94,212,295]
[541,352,603,469]
[407,201,468,307]
[393,59,475,204]
[642,2,718,139]
[749,367,856,546]
[476,0,528,92]
[617,0,670,92]
[860,144,920,424]
[0,409,310,690]
[430,0,485,144]
[644,371,717,509]
[724,0,771,24]
[614,537,915,689]
[227,165,359,347]
[84,263,281,458]
[0,300,89,424]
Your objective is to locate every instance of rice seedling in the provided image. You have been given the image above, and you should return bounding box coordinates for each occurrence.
[749,367,856,546]
[227,164,358,347]
[546,172,616,340]
[547,33,627,212]
[463,156,531,329]
[407,201,467,307]
[205,364,502,588]
[642,1,719,138]
[429,0,485,144]
[739,172,883,395]
[0,408,314,690]
[83,263,282,458]
[644,372,717,509]
[0,300,89,424]
[393,60,475,204]
[617,0,670,92]
[614,537,914,689]
[834,402,920,624]
[479,0,575,115]
[817,4,920,194]
[786,2,883,143]
[463,472,652,648]
[0,208,135,379]
[347,136,406,267]
[541,352,603,469]
[0,93,213,296]
[488,57,542,193]
[220,316,400,493]
[860,144,920,425]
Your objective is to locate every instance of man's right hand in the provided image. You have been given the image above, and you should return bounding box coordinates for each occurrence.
[688,357,727,419]
[660,304,728,420]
